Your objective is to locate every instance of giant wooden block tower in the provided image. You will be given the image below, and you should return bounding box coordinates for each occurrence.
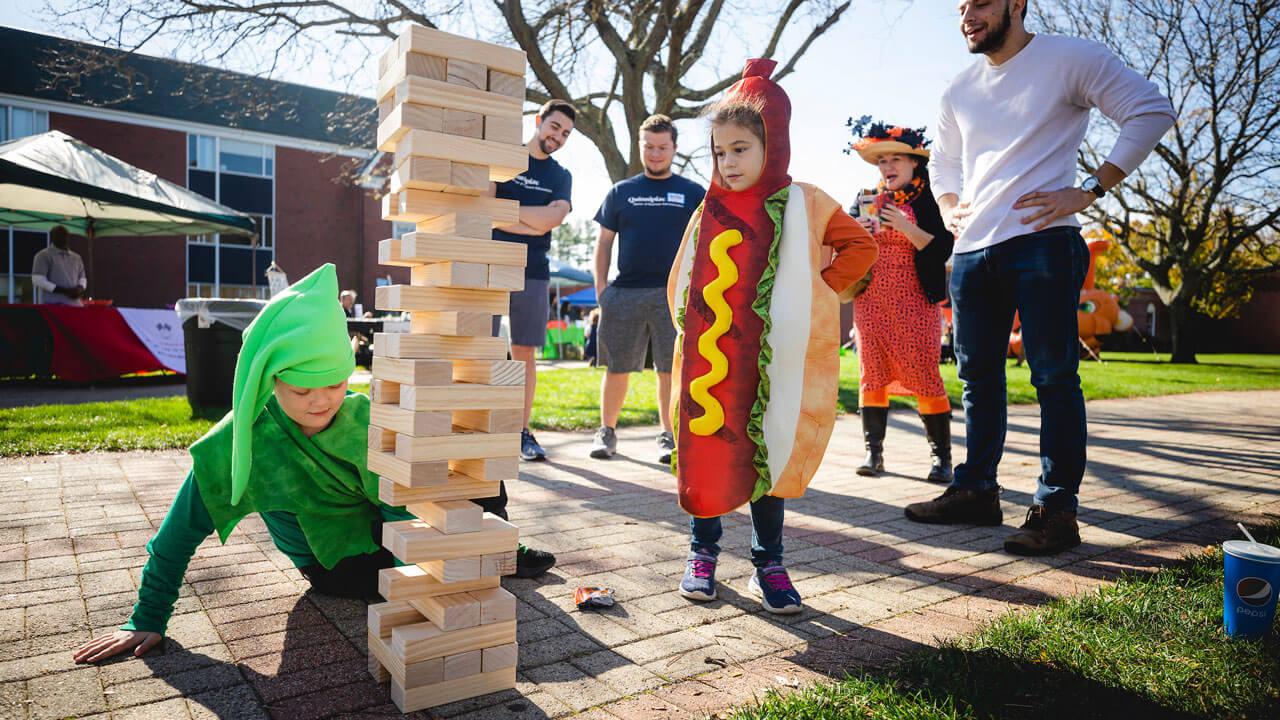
[365,24,528,713]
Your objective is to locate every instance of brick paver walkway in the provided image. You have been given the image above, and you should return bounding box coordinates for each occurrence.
[3,390,1278,719]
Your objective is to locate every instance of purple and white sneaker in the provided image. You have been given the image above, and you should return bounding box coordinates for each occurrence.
[679,548,717,601]
[748,563,802,614]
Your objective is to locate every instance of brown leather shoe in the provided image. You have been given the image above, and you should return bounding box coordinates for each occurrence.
[904,486,1003,526]
[1004,505,1081,556]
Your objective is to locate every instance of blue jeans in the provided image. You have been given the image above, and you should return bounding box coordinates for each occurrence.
[689,494,784,567]
[949,227,1090,512]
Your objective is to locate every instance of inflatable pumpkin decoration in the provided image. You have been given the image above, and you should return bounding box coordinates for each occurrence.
[1008,239,1133,359]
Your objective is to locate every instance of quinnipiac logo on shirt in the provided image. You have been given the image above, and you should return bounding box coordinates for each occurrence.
[1237,577,1273,607]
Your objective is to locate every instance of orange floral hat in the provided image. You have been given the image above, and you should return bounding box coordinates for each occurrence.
[847,116,930,165]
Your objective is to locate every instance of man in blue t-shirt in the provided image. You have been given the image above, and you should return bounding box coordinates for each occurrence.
[589,114,705,464]
[479,99,574,578]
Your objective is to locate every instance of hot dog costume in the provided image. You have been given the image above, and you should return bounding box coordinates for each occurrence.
[668,59,877,518]
[120,265,413,634]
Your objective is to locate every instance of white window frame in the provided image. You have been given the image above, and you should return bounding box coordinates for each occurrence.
[186,133,275,298]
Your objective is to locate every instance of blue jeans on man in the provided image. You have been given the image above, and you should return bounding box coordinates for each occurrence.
[949,227,1090,512]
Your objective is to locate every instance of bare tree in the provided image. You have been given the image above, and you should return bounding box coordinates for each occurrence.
[1036,0,1280,363]
[42,0,852,183]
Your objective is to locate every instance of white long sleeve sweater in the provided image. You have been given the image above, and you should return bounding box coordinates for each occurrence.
[928,34,1175,254]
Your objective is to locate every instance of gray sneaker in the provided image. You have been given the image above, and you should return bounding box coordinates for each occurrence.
[589,426,617,459]
[656,430,675,465]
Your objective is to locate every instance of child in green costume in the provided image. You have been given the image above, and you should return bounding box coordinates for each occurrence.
[74,264,416,664]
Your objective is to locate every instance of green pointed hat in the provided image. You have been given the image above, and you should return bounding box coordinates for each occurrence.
[230,263,354,505]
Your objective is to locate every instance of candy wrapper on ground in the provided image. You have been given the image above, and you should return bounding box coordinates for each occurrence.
[573,586,616,609]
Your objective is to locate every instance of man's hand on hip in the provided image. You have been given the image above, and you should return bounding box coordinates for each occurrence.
[1014,188,1095,231]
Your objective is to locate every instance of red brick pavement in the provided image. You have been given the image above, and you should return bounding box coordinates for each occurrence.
[0,390,1276,719]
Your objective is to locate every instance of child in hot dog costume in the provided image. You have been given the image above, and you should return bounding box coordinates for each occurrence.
[668,59,877,613]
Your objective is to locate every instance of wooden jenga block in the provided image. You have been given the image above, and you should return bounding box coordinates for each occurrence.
[399,384,524,412]
[368,631,445,689]
[417,212,494,239]
[369,601,427,638]
[379,474,500,506]
[371,378,401,404]
[481,642,518,672]
[377,97,393,124]
[421,556,481,583]
[372,356,452,386]
[376,103,445,150]
[387,76,522,120]
[487,69,524,98]
[388,156,453,193]
[451,359,525,386]
[394,233,527,267]
[376,285,510,315]
[469,587,517,625]
[370,402,450,437]
[391,666,517,712]
[452,409,523,434]
[450,456,518,482]
[411,262,489,288]
[484,116,523,145]
[407,52,448,80]
[447,58,488,90]
[384,187,520,225]
[393,618,517,664]
[410,311,492,337]
[409,592,481,632]
[407,499,483,534]
[481,551,518,577]
[450,163,490,195]
[379,565,500,601]
[369,425,397,452]
[396,430,520,463]
[389,25,527,76]
[443,650,483,681]
[375,332,509,361]
[369,651,391,683]
[487,264,524,291]
[368,450,448,487]
[379,237,417,268]
[443,108,484,138]
[390,130,525,183]
[384,515,519,563]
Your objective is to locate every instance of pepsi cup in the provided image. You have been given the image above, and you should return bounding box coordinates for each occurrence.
[1223,539,1280,639]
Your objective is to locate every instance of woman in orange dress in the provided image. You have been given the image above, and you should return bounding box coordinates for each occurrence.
[849,120,955,482]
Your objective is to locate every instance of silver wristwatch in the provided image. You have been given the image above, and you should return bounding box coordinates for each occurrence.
[1080,175,1105,198]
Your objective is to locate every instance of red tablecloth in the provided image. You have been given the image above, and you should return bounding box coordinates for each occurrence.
[0,305,167,381]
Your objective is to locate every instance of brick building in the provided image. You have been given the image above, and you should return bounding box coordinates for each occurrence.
[0,26,407,309]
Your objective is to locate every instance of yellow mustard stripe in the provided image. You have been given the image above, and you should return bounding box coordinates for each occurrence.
[689,229,743,436]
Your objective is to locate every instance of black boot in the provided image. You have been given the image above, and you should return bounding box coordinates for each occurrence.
[856,406,887,476]
[921,412,953,484]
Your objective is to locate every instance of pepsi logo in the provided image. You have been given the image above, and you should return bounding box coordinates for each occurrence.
[1237,577,1273,607]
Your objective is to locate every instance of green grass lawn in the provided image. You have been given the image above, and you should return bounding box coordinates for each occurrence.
[731,522,1280,720]
[2,353,1277,455]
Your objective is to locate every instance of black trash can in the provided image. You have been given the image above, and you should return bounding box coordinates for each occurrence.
[176,299,266,416]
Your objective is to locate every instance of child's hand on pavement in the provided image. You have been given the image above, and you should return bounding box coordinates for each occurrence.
[73,630,162,663]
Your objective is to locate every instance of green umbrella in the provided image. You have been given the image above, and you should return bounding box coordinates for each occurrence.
[0,130,256,294]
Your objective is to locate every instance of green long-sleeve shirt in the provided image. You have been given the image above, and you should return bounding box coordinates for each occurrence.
[122,470,414,634]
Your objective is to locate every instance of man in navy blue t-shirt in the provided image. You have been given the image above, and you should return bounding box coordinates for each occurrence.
[479,99,574,578]
[589,114,705,464]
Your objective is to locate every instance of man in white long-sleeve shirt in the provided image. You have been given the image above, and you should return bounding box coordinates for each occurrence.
[905,0,1175,555]
[31,226,87,306]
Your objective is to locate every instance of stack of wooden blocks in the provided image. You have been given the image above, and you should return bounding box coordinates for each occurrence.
[365,23,529,713]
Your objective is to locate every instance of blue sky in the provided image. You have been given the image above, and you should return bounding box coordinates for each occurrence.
[1,1,975,225]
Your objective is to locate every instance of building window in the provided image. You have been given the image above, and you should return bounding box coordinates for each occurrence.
[2,228,48,303]
[0,105,49,142]
[186,134,275,298]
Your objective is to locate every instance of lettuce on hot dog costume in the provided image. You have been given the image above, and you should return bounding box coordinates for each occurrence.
[667,59,877,518]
